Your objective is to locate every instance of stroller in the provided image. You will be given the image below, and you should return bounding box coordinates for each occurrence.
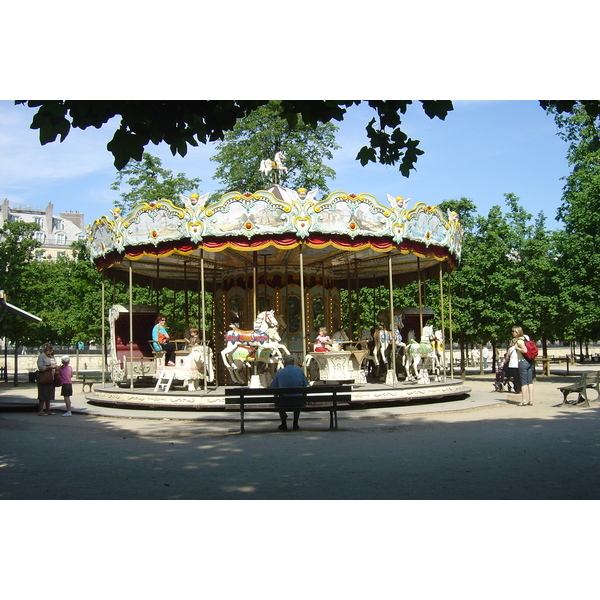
[494,364,513,392]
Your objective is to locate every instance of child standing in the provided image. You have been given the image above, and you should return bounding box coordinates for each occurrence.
[59,355,73,416]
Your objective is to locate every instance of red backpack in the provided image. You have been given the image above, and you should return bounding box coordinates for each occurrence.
[524,339,539,360]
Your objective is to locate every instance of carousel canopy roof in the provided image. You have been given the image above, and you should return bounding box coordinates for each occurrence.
[86,186,463,288]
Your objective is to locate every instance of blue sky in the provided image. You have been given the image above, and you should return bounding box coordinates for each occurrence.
[0,100,571,230]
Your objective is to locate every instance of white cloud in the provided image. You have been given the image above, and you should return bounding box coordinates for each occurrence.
[0,102,118,189]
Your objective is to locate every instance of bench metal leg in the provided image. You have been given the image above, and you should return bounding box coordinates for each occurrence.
[240,401,245,433]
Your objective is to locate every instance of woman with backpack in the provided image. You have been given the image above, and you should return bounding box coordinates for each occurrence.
[513,325,534,406]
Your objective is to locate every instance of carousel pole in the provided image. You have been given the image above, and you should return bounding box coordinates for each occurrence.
[171,289,176,331]
[263,254,268,310]
[387,251,397,385]
[346,262,353,337]
[197,269,201,333]
[322,261,329,334]
[101,272,106,386]
[184,260,189,332]
[156,259,160,312]
[439,262,447,380]
[299,244,307,375]
[213,266,219,385]
[355,258,361,339]
[251,251,258,384]
[284,261,289,347]
[252,252,258,320]
[200,250,208,394]
[417,257,423,337]
[448,271,454,379]
[129,262,134,390]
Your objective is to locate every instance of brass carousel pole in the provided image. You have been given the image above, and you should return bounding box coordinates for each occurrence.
[129,262,134,390]
[263,254,268,311]
[299,244,307,375]
[387,251,397,385]
[346,261,353,337]
[200,250,208,394]
[101,272,106,386]
[213,266,219,385]
[439,262,447,380]
[417,257,423,336]
[184,260,189,332]
[284,261,289,347]
[252,251,258,382]
[448,271,454,379]
[355,258,361,339]
[252,252,258,320]
[155,259,160,313]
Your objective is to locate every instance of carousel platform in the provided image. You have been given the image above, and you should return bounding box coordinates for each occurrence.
[84,378,471,412]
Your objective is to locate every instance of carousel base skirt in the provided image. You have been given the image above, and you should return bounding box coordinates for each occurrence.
[86,379,471,412]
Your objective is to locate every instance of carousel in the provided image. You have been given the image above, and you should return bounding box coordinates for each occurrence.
[84,171,469,410]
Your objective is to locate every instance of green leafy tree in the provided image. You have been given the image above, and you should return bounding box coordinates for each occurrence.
[111,152,202,212]
[211,101,340,196]
[19,242,104,346]
[16,100,454,175]
[548,102,600,349]
[437,194,562,368]
[0,220,42,344]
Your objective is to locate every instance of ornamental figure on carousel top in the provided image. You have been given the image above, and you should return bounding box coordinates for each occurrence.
[259,151,288,184]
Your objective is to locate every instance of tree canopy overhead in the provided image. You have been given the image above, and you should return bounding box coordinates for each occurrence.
[15,100,454,175]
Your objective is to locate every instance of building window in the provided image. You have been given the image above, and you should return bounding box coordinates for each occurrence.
[35,231,45,243]
[56,232,67,245]
[34,217,43,226]
[54,219,64,230]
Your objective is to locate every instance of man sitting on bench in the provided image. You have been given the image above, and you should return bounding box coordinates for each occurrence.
[270,355,309,431]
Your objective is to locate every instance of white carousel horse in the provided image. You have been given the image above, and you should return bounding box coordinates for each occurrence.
[259,151,288,179]
[332,328,351,341]
[189,344,215,383]
[221,311,289,384]
[175,344,215,390]
[421,325,442,381]
[259,158,274,178]
[430,329,444,380]
[222,330,287,385]
[405,328,440,382]
[274,151,288,174]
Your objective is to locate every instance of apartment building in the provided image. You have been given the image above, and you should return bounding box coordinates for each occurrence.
[1,198,86,259]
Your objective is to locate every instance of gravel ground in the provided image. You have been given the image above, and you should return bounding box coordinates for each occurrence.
[2,367,599,500]
[2,367,597,599]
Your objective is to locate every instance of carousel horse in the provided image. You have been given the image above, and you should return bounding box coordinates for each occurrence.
[372,326,405,377]
[189,344,215,384]
[174,344,215,390]
[430,329,444,380]
[376,307,405,332]
[405,328,440,382]
[421,325,443,381]
[259,151,288,179]
[221,310,289,384]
